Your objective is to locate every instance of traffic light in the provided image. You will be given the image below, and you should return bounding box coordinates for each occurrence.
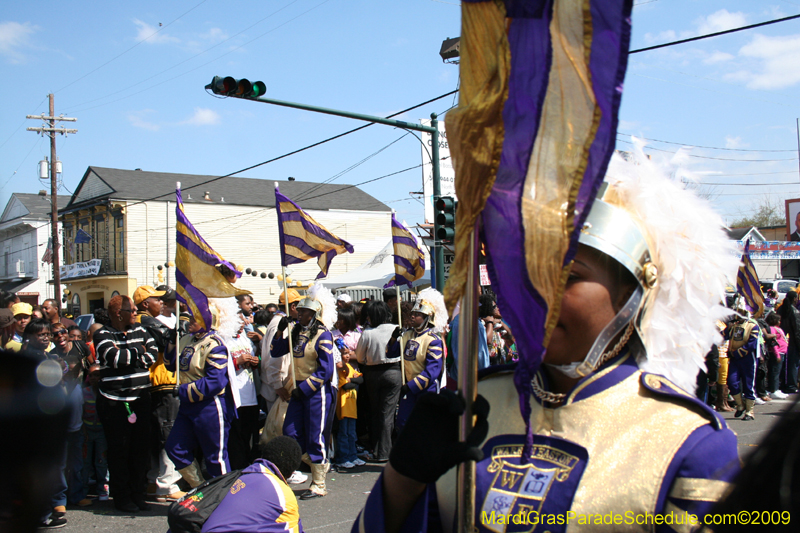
[435,196,456,243]
[206,76,267,98]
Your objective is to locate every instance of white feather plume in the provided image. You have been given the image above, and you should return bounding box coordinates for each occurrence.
[416,288,448,334]
[605,139,741,393]
[208,297,243,338]
[308,283,337,330]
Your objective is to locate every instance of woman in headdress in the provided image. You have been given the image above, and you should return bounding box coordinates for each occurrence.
[354,152,742,533]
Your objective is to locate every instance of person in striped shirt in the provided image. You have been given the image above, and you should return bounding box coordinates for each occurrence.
[94,294,157,513]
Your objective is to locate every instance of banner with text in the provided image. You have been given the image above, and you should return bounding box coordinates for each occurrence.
[61,259,102,279]
[737,241,800,260]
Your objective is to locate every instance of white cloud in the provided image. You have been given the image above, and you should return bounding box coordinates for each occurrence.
[128,110,160,131]
[183,108,220,126]
[133,19,179,44]
[728,33,800,90]
[643,29,676,45]
[694,9,747,35]
[0,21,38,63]
[724,136,748,149]
[201,28,228,41]
[703,51,734,64]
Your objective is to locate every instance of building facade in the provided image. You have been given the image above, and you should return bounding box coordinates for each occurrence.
[59,167,393,315]
[0,193,66,306]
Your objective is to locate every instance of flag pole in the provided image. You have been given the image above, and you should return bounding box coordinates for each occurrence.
[283,266,297,385]
[396,284,405,385]
[173,181,181,392]
[456,224,479,533]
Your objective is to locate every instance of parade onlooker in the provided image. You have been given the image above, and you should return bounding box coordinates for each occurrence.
[355,300,400,463]
[334,348,363,469]
[336,293,352,309]
[81,364,109,504]
[21,319,53,358]
[765,312,788,400]
[94,295,157,513]
[50,322,91,371]
[226,314,260,470]
[42,299,77,329]
[62,354,89,508]
[67,325,84,343]
[155,285,179,330]
[6,302,32,352]
[0,308,16,350]
[778,291,800,394]
[133,285,185,504]
[31,305,45,320]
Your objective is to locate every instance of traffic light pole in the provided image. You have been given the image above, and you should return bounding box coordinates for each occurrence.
[213,89,446,290]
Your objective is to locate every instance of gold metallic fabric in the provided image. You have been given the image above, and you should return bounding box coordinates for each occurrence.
[443,0,509,313]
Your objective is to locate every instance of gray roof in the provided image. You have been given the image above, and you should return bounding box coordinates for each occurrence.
[6,193,69,221]
[63,166,390,213]
[726,227,759,240]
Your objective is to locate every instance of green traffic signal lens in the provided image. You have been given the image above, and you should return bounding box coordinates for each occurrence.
[251,81,266,97]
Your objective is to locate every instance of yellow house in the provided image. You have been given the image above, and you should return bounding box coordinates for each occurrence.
[59,167,392,316]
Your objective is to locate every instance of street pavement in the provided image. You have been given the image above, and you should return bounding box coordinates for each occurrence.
[55,397,796,532]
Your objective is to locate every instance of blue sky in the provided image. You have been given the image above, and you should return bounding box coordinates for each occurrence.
[2,0,800,230]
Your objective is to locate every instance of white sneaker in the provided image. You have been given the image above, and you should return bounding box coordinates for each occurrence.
[353,458,366,466]
[287,471,308,484]
[754,397,766,405]
[771,390,788,399]
[338,461,355,469]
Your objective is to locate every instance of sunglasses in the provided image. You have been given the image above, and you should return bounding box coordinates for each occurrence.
[52,329,69,336]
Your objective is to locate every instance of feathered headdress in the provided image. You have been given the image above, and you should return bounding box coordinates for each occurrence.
[604,139,741,392]
[413,288,448,334]
[208,297,243,338]
[306,283,337,330]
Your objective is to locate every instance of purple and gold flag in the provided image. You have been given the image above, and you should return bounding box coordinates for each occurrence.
[737,239,764,318]
[175,186,249,332]
[384,214,426,289]
[444,0,633,457]
[275,186,354,279]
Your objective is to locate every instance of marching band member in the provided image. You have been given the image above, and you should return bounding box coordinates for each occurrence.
[387,288,446,432]
[271,284,336,499]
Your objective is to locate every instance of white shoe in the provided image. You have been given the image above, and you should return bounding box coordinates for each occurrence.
[287,471,308,484]
[771,390,788,399]
[338,461,355,469]
[754,397,766,405]
[353,458,366,466]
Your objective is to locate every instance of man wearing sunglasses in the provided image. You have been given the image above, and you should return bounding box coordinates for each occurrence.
[93,294,158,513]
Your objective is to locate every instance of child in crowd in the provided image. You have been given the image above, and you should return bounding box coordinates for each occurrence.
[80,364,110,502]
[765,312,789,400]
[334,347,364,469]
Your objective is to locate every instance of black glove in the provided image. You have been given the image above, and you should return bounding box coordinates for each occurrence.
[390,326,402,342]
[277,317,289,333]
[341,382,357,391]
[167,328,178,345]
[291,387,304,400]
[400,384,410,397]
[390,390,489,484]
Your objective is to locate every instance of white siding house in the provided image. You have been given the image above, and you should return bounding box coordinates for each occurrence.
[59,167,393,314]
[0,193,66,305]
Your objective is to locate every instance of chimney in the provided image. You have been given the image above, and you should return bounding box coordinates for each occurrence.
[288,177,295,181]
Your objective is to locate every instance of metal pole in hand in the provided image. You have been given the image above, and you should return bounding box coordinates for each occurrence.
[174,299,181,391]
[456,224,480,533]
[283,266,297,385]
[396,284,405,385]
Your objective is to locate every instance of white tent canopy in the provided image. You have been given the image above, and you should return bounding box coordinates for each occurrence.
[317,240,431,290]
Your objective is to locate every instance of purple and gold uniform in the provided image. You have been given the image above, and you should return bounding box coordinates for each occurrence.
[202,459,303,533]
[388,327,444,431]
[271,325,334,464]
[165,331,234,478]
[723,319,760,419]
[353,352,740,533]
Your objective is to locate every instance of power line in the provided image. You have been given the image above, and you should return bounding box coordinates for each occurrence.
[55,0,211,95]
[618,133,796,152]
[616,138,799,161]
[629,13,800,54]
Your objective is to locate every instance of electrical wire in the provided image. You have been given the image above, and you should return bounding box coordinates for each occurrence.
[55,0,211,95]
[629,13,800,54]
[618,133,797,152]
[615,138,799,161]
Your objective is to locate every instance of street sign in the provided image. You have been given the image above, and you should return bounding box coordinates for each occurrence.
[442,251,455,283]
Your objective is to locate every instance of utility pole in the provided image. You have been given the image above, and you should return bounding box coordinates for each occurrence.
[27,95,77,310]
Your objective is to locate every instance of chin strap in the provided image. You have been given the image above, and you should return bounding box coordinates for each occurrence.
[547,286,643,379]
